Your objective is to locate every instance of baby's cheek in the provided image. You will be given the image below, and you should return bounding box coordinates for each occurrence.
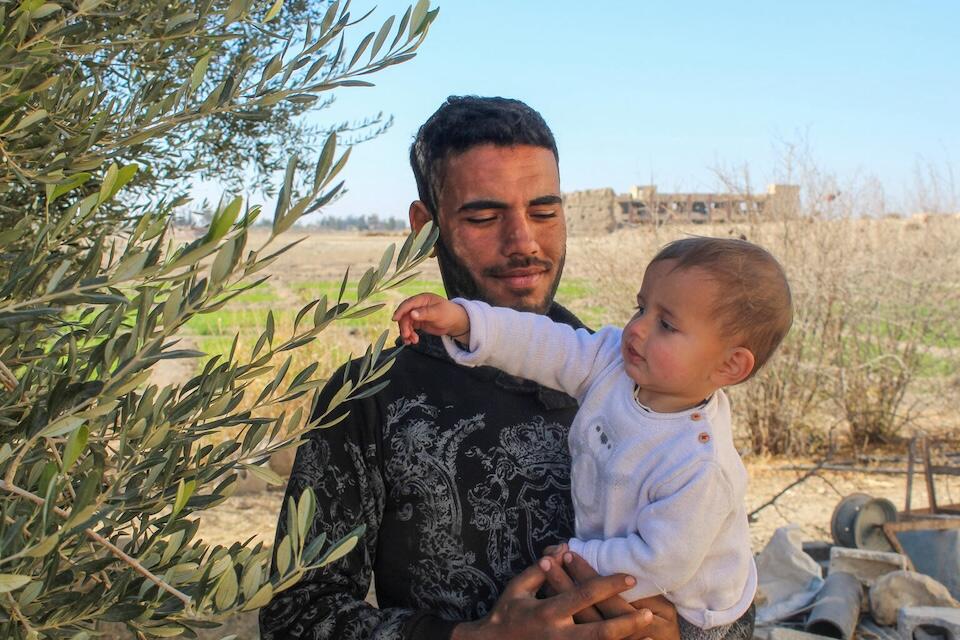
[647,344,676,376]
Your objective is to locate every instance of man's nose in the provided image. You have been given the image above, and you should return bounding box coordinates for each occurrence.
[500,212,538,256]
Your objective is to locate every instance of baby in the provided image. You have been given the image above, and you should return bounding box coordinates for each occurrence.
[393,237,793,629]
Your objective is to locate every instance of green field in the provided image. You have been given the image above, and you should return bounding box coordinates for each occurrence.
[185,277,611,367]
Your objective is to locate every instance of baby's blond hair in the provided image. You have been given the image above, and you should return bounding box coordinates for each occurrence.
[649,237,793,379]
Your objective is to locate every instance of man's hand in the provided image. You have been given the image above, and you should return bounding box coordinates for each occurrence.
[452,557,654,640]
[393,293,471,345]
[542,550,680,640]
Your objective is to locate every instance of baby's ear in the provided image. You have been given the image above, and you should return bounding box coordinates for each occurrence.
[713,347,755,387]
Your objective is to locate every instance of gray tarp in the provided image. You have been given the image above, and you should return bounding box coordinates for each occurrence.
[756,525,826,624]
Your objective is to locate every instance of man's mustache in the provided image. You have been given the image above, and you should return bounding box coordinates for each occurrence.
[483,257,553,277]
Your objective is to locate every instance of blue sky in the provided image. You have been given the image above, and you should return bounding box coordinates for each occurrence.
[243,1,960,219]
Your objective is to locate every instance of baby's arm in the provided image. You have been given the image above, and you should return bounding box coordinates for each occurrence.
[442,298,621,400]
[567,462,738,603]
[394,293,471,345]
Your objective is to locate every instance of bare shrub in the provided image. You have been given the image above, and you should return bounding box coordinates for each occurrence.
[566,149,960,456]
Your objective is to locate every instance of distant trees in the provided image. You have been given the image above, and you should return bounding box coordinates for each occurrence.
[303,213,409,231]
[174,210,409,231]
[0,1,437,637]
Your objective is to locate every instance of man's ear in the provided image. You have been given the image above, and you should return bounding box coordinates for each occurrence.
[713,347,756,387]
[409,200,433,234]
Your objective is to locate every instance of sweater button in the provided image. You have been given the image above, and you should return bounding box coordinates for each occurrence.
[698,432,710,444]
[690,411,702,421]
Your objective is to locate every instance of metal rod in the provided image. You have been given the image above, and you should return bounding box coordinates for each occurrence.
[906,438,916,513]
[923,437,939,514]
[777,463,911,475]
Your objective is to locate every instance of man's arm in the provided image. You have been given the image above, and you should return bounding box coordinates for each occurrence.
[259,363,422,639]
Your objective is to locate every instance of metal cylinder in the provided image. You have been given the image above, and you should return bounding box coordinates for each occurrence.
[805,571,863,640]
[831,493,898,551]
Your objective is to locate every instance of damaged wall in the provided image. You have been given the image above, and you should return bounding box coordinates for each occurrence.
[563,184,801,235]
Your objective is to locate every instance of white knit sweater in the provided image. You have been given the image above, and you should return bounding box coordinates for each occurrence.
[442,299,757,628]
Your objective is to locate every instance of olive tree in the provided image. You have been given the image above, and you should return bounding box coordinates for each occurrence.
[0,0,438,637]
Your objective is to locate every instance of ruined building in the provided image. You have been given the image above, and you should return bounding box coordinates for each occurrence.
[563,184,801,234]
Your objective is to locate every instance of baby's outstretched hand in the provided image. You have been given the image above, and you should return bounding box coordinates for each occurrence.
[392,293,470,346]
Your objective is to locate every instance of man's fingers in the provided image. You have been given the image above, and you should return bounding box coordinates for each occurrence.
[562,550,598,581]
[544,572,639,620]
[500,559,548,600]
[540,556,603,623]
[559,551,641,623]
[595,593,641,620]
[575,610,657,640]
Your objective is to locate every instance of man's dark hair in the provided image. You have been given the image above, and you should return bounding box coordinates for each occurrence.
[410,96,559,218]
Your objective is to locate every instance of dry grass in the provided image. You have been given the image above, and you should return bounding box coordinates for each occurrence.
[567,215,960,455]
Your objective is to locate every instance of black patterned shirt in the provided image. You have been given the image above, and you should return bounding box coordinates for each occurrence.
[258,304,755,640]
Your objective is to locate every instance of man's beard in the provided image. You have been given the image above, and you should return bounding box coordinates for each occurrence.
[434,236,565,314]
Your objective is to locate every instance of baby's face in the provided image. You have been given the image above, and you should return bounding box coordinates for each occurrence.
[621,260,734,411]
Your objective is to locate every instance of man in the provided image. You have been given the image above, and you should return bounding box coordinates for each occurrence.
[260,96,755,640]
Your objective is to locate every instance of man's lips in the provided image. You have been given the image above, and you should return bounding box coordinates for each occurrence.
[490,268,547,290]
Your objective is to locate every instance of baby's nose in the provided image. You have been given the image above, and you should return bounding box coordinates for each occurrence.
[626,319,648,341]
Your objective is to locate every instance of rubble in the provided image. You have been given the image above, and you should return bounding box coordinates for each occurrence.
[806,572,862,639]
[754,438,960,640]
[767,628,836,640]
[828,547,910,587]
[897,606,960,640]
[756,525,824,624]
[870,571,959,626]
[896,527,960,599]
[831,493,898,552]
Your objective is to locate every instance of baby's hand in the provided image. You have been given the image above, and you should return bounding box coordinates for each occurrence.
[392,293,470,345]
[542,541,568,558]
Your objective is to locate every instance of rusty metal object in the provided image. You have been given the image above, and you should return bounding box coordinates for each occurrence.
[904,436,960,518]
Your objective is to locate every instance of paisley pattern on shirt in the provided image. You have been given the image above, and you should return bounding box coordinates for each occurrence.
[383,394,573,620]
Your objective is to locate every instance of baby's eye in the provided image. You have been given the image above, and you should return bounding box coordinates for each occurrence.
[660,319,676,332]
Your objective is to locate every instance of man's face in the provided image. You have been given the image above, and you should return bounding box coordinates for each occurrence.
[426,144,566,314]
